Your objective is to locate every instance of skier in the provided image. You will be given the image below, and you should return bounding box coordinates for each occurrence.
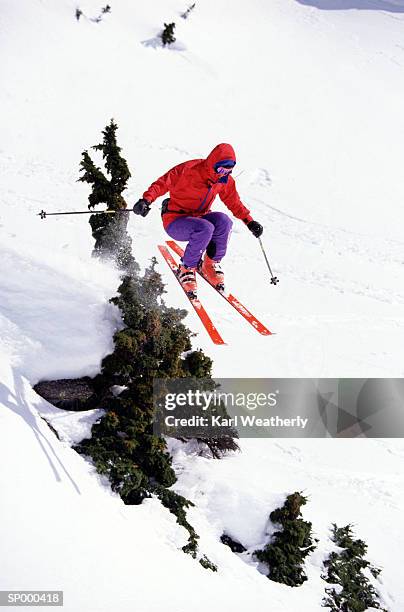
[133,143,263,298]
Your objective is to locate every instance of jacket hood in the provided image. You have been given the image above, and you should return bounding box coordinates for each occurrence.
[204,143,236,180]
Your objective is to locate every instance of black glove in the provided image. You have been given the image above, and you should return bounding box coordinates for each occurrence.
[246,220,263,238]
[133,198,151,217]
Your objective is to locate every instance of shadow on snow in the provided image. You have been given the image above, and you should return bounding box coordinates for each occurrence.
[295,0,404,11]
[0,372,81,494]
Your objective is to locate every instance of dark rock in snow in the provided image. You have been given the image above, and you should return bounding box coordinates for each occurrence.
[34,377,98,411]
[221,534,247,554]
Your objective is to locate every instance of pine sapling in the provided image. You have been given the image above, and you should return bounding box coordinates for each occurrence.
[322,524,387,611]
[75,256,223,570]
[161,22,176,46]
[181,3,196,19]
[254,492,317,587]
[78,119,134,267]
[75,121,233,573]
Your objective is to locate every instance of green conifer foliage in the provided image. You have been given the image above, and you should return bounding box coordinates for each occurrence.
[199,555,218,572]
[181,3,196,19]
[92,120,130,198]
[75,257,228,566]
[75,125,235,570]
[322,524,387,611]
[78,120,136,269]
[254,492,317,587]
[182,349,212,377]
[79,120,130,210]
[162,23,176,46]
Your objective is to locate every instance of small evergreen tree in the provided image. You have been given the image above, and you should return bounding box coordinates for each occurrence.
[181,3,196,19]
[161,23,176,46]
[75,257,232,567]
[101,4,111,14]
[75,122,236,570]
[322,524,387,611]
[75,8,83,21]
[254,492,317,587]
[79,119,130,210]
[78,120,136,270]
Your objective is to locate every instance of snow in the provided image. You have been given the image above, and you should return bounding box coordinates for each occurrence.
[1,0,404,610]
[296,1,404,10]
[4,0,404,373]
[0,370,294,612]
[169,436,403,611]
[0,237,121,381]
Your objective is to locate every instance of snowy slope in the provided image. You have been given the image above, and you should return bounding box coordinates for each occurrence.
[1,367,402,611]
[1,0,404,373]
[0,367,293,612]
[1,0,404,610]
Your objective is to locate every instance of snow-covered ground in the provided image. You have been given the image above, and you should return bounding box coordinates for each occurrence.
[2,0,404,374]
[1,372,293,612]
[2,371,402,611]
[1,0,404,610]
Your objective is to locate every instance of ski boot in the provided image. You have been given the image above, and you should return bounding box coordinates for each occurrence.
[200,255,225,292]
[177,263,197,299]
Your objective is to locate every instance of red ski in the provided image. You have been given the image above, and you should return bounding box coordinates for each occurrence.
[166,240,272,336]
[158,245,226,345]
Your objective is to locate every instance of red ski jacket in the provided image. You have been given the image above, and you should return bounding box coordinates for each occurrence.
[143,143,253,229]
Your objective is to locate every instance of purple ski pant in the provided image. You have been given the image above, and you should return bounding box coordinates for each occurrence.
[166,211,233,268]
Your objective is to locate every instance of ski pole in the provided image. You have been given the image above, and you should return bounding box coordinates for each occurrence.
[258,237,279,285]
[37,208,130,219]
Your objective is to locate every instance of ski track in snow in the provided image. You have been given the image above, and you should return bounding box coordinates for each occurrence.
[2,150,404,383]
[252,195,404,304]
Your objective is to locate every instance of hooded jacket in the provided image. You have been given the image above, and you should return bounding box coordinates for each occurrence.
[143,143,253,229]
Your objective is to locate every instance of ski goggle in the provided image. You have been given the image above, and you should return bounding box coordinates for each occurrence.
[214,160,236,175]
[216,166,233,176]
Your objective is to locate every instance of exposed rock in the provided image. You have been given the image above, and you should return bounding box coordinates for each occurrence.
[221,534,247,554]
[34,377,99,411]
